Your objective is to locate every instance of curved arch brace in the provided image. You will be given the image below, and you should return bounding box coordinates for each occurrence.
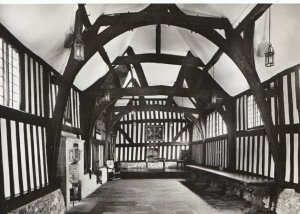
[50,6,282,180]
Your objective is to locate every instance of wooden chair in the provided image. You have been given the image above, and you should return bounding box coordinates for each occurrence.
[106,160,121,181]
[176,150,190,170]
[146,148,165,170]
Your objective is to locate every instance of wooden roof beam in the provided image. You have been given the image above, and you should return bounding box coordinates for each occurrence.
[131,78,147,105]
[114,53,204,67]
[172,123,193,142]
[111,104,200,114]
[98,46,121,88]
[79,4,121,88]
[94,7,231,30]
[166,51,194,105]
[50,3,270,182]
[126,47,148,87]
[201,4,271,75]
[156,24,161,54]
[89,86,225,101]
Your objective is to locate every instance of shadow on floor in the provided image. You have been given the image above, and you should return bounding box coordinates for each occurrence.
[179,180,251,212]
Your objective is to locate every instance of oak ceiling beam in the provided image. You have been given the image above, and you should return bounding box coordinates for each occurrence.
[114,53,204,67]
[156,24,161,54]
[94,9,231,30]
[107,105,199,132]
[201,4,271,75]
[111,104,200,114]
[172,123,193,142]
[79,4,122,88]
[63,4,91,48]
[78,4,92,29]
[131,78,147,105]
[166,51,194,105]
[126,47,148,87]
[89,86,224,100]
[119,118,189,124]
[98,47,121,88]
[52,3,271,181]
[235,4,271,33]
[126,46,148,105]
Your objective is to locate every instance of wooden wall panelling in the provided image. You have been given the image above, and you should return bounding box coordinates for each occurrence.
[30,124,38,190]
[36,63,41,116]
[0,117,49,200]
[0,119,4,208]
[42,127,48,185]
[26,55,32,114]
[35,125,42,189]
[15,121,23,195]
[33,60,38,116]
[43,67,50,118]
[6,119,15,197]
[234,65,300,184]
[23,124,31,193]
[19,51,25,111]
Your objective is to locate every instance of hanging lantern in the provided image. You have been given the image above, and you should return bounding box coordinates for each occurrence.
[265,8,274,67]
[74,34,85,61]
[265,43,274,67]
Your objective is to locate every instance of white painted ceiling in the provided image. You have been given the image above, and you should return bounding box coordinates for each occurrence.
[0,4,300,96]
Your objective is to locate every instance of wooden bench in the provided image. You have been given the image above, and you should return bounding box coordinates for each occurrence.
[186,165,276,214]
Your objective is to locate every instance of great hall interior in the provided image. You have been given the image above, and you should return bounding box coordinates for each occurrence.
[0,2,300,214]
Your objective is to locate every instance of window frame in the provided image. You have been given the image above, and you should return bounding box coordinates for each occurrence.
[206,111,227,138]
[247,94,263,130]
[0,37,21,110]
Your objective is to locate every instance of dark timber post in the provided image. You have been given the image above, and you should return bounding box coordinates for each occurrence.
[225,101,236,172]
[224,29,284,180]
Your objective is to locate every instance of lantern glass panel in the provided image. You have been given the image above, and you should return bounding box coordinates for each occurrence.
[265,44,274,67]
[74,36,85,61]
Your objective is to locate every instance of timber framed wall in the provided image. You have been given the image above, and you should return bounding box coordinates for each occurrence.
[235,64,300,186]
[115,99,192,162]
[0,23,83,211]
[190,63,300,189]
[190,111,228,169]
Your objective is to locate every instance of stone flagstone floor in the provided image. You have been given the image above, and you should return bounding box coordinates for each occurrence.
[68,179,251,214]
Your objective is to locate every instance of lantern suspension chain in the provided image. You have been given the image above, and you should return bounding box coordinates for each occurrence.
[268,8,271,43]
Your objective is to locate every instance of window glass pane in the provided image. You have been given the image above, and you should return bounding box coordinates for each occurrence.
[247,95,263,128]
[206,111,227,138]
[0,39,20,109]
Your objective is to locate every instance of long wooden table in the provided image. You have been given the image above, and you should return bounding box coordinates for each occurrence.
[186,165,276,214]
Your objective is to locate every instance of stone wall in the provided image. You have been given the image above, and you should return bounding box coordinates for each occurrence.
[8,189,65,214]
[263,188,300,214]
[241,187,300,214]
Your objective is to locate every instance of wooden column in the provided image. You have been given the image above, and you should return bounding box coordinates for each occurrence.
[225,29,284,180]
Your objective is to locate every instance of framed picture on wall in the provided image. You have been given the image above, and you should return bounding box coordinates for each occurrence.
[145,125,164,141]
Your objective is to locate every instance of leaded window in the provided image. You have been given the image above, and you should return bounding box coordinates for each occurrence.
[0,38,20,109]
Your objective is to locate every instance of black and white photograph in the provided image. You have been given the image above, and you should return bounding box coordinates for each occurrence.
[0,0,300,213]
